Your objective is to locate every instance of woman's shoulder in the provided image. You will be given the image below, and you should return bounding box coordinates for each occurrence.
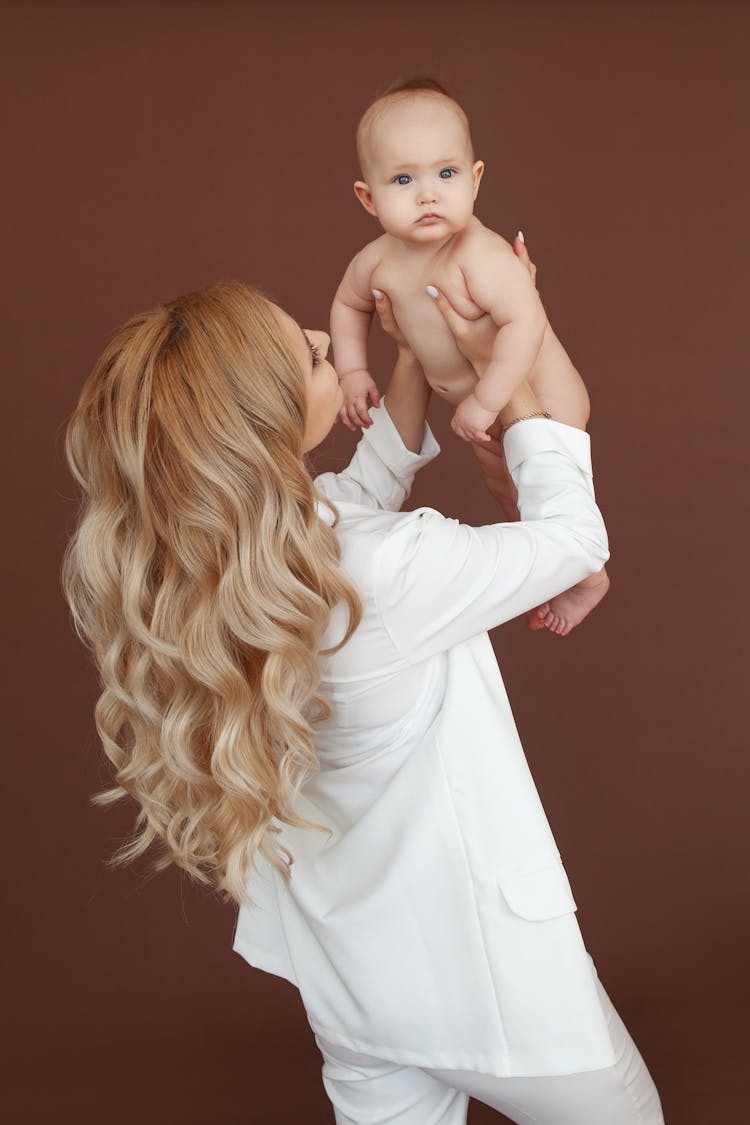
[324,501,438,549]
[341,505,461,595]
[327,500,446,536]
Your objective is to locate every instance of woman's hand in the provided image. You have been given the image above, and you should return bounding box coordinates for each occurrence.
[427,232,538,376]
[371,288,413,353]
[514,231,537,286]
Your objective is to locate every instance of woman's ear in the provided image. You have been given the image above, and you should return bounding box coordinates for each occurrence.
[354,181,378,216]
[471,161,485,200]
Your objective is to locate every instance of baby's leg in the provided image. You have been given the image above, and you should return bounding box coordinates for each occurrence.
[525,327,609,635]
[471,435,609,635]
[527,323,590,430]
[471,346,609,634]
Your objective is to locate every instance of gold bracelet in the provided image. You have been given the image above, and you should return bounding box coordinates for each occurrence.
[502,410,552,434]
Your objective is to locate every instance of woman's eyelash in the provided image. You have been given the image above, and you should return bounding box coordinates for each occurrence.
[303,332,322,367]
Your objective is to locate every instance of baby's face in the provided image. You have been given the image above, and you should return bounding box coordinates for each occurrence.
[356,97,483,246]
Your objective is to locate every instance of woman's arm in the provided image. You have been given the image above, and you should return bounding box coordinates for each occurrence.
[372,291,432,453]
[373,427,608,662]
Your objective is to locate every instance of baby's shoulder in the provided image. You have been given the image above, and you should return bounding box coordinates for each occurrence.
[451,220,522,291]
[352,233,392,270]
[342,234,391,292]
[456,218,515,263]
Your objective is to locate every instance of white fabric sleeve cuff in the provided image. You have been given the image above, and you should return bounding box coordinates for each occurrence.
[503,418,592,477]
[360,396,441,476]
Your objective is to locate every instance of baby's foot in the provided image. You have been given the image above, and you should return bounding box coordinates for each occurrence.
[526,569,610,636]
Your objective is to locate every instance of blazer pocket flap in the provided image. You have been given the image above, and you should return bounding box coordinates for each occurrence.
[498,858,578,921]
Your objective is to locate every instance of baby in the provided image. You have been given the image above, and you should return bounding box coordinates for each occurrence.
[331,77,609,636]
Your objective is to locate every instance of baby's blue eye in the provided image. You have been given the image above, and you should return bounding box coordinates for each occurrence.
[394,174,412,185]
[439,168,456,179]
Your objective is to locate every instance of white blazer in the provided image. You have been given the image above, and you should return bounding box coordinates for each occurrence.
[233,400,617,1078]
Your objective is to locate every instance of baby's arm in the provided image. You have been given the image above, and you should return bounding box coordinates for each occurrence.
[451,234,547,441]
[331,240,384,430]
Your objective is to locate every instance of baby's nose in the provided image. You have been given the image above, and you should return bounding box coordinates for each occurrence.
[417,183,438,204]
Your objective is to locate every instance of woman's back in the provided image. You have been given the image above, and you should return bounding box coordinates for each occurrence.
[61,265,662,1120]
[231,400,620,1079]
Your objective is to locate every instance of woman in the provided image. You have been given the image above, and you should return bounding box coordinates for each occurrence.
[63,239,664,1124]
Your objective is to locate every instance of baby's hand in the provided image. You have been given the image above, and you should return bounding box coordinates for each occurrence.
[339,369,381,431]
[450,393,497,443]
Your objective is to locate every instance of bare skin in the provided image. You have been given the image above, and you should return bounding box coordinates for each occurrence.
[373,235,610,637]
[331,93,590,445]
[530,567,610,636]
[332,92,608,635]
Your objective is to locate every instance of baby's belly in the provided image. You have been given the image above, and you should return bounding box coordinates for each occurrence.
[422,360,478,405]
[387,298,480,404]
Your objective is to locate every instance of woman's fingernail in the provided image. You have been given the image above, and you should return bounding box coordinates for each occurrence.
[517,229,525,244]
[426,285,440,298]
[372,288,384,300]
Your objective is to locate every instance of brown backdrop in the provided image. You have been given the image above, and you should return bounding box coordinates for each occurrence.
[3,1,748,1121]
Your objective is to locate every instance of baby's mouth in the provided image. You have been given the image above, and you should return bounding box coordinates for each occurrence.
[416,213,442,225]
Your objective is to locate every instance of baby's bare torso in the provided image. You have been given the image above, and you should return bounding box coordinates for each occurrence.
[367,225,586,423]
[370,232,483,405]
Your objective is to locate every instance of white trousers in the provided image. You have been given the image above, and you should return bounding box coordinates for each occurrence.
[315,973,665,1124]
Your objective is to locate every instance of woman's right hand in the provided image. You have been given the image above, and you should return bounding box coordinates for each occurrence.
[514,231,538,286]
[372,288,413,354]
[427,232,538,376]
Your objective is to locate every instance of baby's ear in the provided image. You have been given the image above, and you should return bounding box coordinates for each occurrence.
[354,181,378,217]
[472,161,485,199]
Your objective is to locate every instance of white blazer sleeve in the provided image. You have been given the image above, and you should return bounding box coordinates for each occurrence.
[314,396,440,512]
[374,418,610,663]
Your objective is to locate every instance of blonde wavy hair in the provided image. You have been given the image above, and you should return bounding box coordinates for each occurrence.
[62,281,362,906]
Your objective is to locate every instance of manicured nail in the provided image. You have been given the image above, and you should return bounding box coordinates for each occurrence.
[372,288,383,300]
[426,285,440,298]
[517,229,525,244]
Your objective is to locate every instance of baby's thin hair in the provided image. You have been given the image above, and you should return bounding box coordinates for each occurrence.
[355,75,473,175]
[382,75,452,98]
